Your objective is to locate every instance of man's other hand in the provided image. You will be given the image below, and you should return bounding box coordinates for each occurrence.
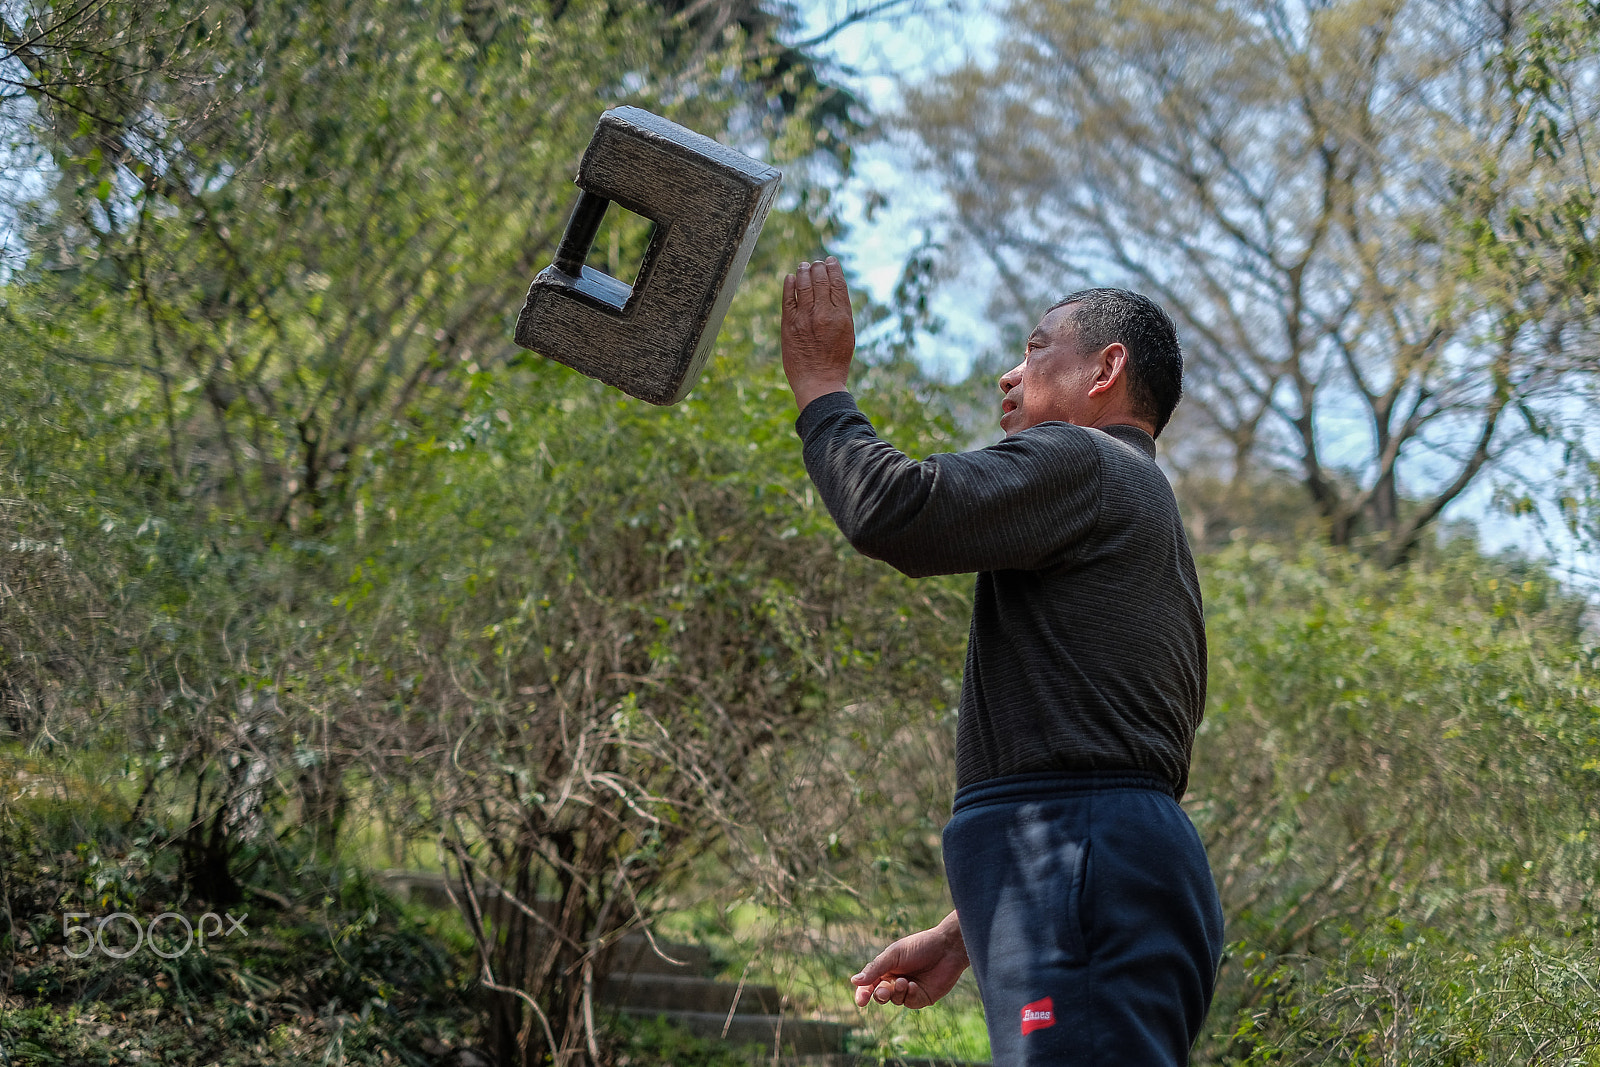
[781,256,855,413]
[850,911,969,1009]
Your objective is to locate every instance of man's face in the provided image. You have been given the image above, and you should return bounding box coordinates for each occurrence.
[998,304,1098,437]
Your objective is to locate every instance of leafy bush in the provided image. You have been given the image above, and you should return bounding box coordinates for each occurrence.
[1234,924,1600,1065]
[1191,543,1600,1063]
[607,1014,766,1067]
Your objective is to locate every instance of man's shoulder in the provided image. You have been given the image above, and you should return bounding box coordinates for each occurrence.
[1005,421,1157,469]
[939,422,1167,495]
[948,421,1103,481]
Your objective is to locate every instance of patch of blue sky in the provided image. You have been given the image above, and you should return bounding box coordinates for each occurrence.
[0,76,49,282]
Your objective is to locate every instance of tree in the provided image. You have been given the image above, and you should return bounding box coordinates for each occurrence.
[0,0,869,533]
[1468,0,1600,561]
[1,0,759,903]
[1478,0,1600,303]
[903,0,1600,561]
[298,334,968,1065]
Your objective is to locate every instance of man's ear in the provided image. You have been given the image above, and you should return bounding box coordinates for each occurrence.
[1086,343,1129,397]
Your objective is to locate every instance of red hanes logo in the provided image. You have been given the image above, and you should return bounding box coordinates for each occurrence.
[1021,997,1055,1035]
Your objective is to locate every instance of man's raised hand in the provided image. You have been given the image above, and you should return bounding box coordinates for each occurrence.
[781,256,855,413]
[850,911,969,1010]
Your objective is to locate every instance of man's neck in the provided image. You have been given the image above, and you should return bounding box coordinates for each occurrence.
[1083,410,1157,439]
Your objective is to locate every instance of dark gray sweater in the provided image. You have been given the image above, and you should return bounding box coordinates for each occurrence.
[797,391,1205,799]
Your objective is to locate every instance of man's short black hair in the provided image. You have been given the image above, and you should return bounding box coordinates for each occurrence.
[1048,288,1183,437]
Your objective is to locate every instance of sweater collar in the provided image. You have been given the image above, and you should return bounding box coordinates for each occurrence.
[1103,423,1158,459]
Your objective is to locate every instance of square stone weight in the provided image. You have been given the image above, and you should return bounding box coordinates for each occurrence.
[514,107,783,405]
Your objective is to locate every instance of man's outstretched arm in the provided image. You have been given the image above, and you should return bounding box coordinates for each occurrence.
[851,911,969,1009]
[781,259,1102,577]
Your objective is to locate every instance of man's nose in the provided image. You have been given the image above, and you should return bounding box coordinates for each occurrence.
[999,362,1024,392]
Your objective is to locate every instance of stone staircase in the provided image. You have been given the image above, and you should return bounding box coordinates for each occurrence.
[378,871,850,1056]
[601,933,851,1056]
[379,870,983,1065]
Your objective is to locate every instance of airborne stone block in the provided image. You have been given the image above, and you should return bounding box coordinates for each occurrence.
[514,106,783,405]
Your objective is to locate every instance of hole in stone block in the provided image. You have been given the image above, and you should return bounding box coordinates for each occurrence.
[586,203,656,288]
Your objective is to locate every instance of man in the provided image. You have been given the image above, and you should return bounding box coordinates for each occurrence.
[780,257,1224,1066]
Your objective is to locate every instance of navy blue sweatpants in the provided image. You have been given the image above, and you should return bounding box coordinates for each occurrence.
[943,772,1224,1067]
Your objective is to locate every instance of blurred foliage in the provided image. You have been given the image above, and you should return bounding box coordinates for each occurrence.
[605,1014,766,1067]
[1233,925,1600,1065]
[1470,0,1600,307]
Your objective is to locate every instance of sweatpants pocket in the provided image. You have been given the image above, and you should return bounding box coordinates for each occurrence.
[1009,803,1090,965]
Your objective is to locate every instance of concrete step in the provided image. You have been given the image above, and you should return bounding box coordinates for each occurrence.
[617,1009,850,1056]
[374,872,718,977]
[599,972,782,1014]
[605,934,714,977]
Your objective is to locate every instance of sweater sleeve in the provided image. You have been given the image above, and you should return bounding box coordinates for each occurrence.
[796,391,1103,577]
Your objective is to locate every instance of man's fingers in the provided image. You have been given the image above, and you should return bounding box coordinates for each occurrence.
[787,255,847,314]
[852,942,901,988]
[859,977,929,1010]
[824,256,849,308]
[794,260,815,311]
[854,970,935,1010]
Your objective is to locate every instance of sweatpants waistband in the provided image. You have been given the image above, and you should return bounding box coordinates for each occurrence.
[953,770,1174,814]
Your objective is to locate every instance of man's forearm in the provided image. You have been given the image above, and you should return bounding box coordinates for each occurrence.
[797,393,1103,577]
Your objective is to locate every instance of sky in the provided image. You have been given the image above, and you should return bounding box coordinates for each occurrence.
[796,1,1000,380]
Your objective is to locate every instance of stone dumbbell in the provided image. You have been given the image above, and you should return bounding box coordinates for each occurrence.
[514,107,782,405]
